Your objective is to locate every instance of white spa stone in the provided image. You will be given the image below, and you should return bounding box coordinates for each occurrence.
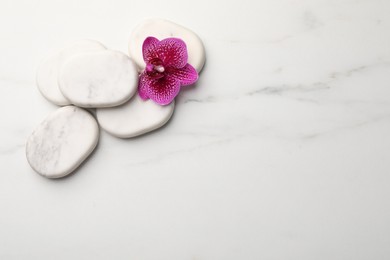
[26,106,99,178]
[96,93,175,138]
[36,40,106,106]
[59,50,138,108]
[129,18,206,73]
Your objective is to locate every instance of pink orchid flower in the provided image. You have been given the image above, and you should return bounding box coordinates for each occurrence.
[138,37,198,105]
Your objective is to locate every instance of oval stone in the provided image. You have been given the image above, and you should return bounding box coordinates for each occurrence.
[59,50,138,108]
[36,40,106,106]
[96,93,175,138]
[26,106,99,178]
[128,18,206,73]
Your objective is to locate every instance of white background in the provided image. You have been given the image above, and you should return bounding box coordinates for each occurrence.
[1,0,390,259]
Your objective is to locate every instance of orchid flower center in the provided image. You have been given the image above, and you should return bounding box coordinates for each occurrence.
[146,58,165,79]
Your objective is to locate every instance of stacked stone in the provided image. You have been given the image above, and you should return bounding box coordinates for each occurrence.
[26,19,206,178]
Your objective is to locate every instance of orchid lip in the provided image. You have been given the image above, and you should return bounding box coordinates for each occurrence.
[146,63,165,73]
[145,58,166,78]
[154,65,165,73]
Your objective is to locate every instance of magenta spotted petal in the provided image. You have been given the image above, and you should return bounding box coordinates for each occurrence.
[156,38,188,68]
[142,37,159,64]
[138,37,198,105]
[139,73,180,105]
[168,64,198,86]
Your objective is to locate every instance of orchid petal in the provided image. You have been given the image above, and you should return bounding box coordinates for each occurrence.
[146,75,180,105]
[168,64,198,86]
[138,72,150,100]
[142,37,160,63]
[156,38,188,68]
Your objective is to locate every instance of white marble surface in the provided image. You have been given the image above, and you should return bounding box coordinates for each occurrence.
[1,0,390,259]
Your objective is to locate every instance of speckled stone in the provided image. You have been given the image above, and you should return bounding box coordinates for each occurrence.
[59,50,138,108]
[26,106,99,178]
[96,93,175,138]
[36,40,106,106]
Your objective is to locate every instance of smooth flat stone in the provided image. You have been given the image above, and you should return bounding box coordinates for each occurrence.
[129,18,206,73]
[36,40,106,106]
[26,106,99,178]
[96,93,175,138]
[59,50,138,108]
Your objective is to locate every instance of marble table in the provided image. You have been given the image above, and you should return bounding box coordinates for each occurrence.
[1,0,390,259]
